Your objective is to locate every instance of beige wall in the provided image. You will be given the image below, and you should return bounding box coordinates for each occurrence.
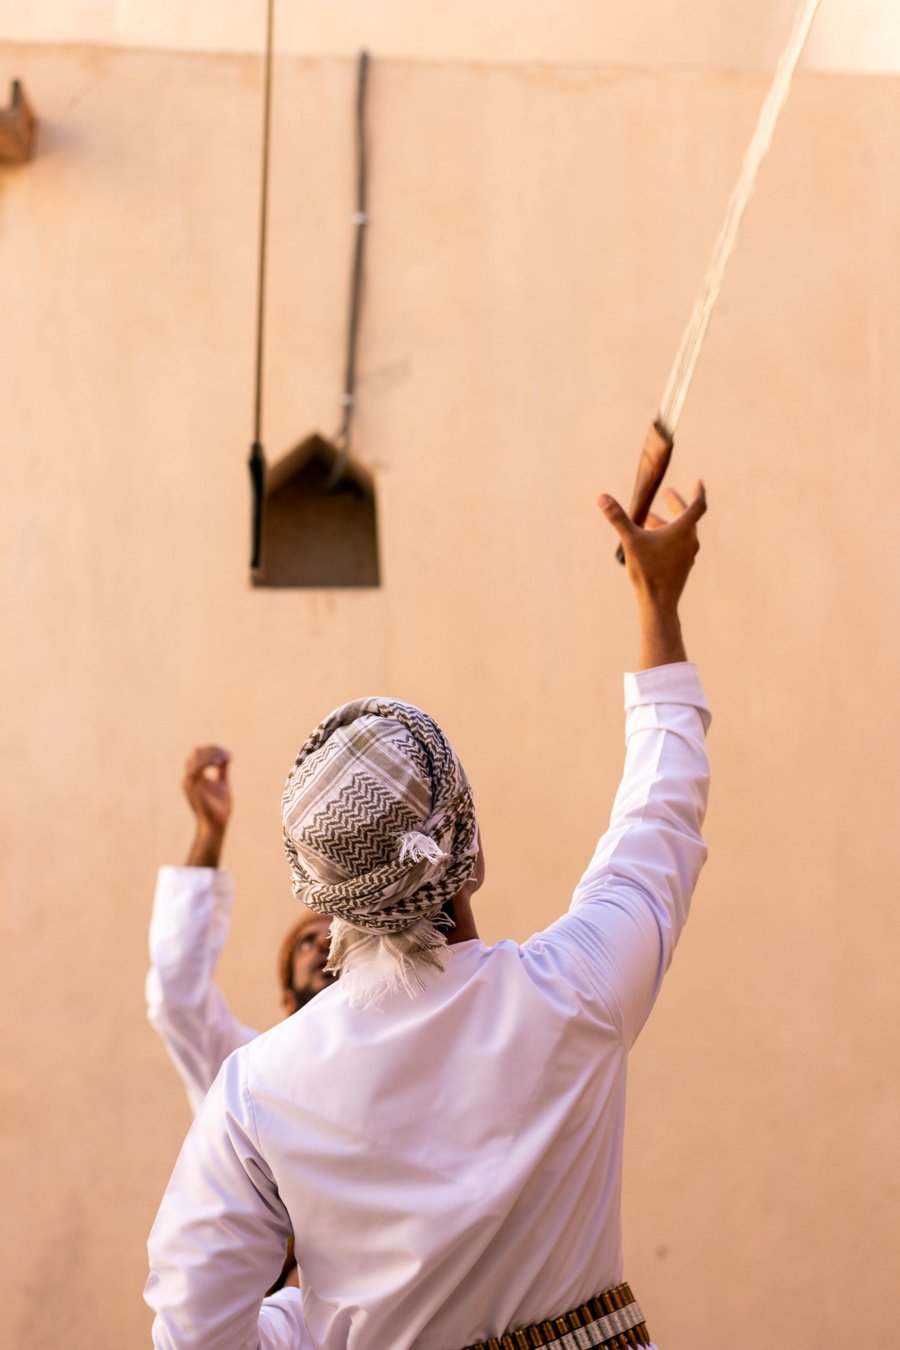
[3,0,900,72]
[1,26,899,1350]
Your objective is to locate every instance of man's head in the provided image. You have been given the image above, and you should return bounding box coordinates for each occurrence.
[277,914,336,1016]
[281,697,480,1007]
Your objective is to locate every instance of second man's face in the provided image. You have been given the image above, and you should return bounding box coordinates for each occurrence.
[291,918,335,1002]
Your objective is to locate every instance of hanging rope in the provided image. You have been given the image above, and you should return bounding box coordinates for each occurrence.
[249,0,275,571]
[326,50,370,489]
[617,0,822,561]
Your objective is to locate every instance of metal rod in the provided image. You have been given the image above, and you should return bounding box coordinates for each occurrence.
[327,49,370,489]
[253,0,275,446]
[249,0,275,571]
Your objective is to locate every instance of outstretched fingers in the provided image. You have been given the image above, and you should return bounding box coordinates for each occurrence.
[662,486,687,516]
[662,480,706,522]
[597,494,635,545]
[599,480,706,545]
[600,467,707,625]
[684,479,707,523]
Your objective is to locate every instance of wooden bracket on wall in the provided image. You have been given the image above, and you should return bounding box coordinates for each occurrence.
[0,81,37,164]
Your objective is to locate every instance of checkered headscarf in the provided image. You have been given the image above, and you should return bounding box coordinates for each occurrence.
[282,699,478,955]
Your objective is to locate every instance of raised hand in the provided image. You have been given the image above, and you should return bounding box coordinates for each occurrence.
[599,480,707,669]
[182,745,232,867]
[600,480,706,607]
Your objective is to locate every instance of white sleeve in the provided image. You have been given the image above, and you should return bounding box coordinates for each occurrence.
[533,662,711,1047]
[258,1290,314,1348]
[146,866,259,1113]
[146,1051,311,1350]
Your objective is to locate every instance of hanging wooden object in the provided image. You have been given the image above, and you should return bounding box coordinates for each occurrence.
[247,0,378,587]
[259,435,379,588]
[0,81,37,164]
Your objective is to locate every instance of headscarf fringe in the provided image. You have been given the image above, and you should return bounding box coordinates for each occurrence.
[398,830,449,865]
[326,913,453,1011]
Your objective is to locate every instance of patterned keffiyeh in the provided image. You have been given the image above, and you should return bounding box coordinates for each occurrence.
[282,698,479,1007]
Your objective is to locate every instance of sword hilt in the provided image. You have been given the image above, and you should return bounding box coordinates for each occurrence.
[615,419,674,565]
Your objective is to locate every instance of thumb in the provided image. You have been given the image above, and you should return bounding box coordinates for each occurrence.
[598,493,634,544]
[679,479,707,527]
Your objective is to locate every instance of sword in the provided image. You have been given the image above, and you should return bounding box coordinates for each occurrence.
[616,0,822,562]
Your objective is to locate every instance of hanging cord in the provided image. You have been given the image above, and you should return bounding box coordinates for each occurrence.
[326,50,370,489]
[249,0,276,570]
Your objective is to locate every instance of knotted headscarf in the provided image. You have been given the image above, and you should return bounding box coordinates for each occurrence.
[282,698,479,1006]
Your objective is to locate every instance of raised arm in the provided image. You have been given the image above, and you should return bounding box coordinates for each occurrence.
[537,481,710,1046]
[146,746,257,1112]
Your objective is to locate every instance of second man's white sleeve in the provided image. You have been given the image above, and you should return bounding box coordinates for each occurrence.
[146,866,258,1112]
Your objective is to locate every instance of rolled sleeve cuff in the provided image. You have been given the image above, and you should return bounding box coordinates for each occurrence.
[624,661,711,731]
[155,865,235,907]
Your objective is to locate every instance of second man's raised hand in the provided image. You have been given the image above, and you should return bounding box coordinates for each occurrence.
[183,745,232,868]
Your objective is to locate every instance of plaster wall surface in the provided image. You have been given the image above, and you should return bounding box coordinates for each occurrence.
[1,33,899,1350]
[2,0,900,72]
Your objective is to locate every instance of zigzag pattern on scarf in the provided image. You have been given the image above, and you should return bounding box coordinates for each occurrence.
[301,773,420,875]
[283,697,478,936]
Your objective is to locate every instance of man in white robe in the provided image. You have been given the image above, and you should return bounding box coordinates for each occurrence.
[146,480,709,1349]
